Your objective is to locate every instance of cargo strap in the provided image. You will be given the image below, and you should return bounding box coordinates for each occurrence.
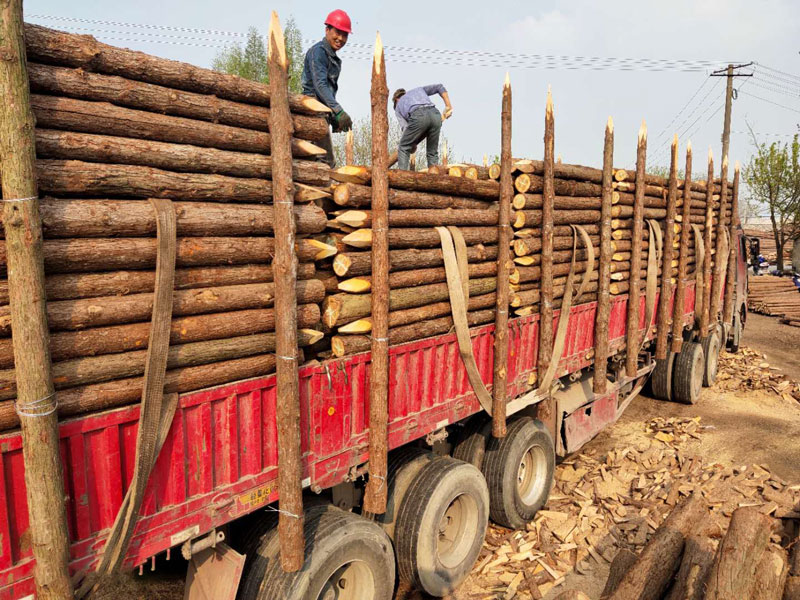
[691,225,705,326]
[438,225,594,415]
[436,226,494,415]
[78,199,178,598]
[640,219,663,352]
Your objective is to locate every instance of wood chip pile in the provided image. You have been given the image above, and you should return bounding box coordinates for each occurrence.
[0,24,337,431]
[465,415,799,599]
[747,276,800,326]
[715,347,800,405]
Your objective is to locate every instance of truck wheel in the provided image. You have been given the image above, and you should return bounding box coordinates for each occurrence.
[650,353,676,401]
[451,414,491,468]
[701,326,722,387]
[395,456,489,596]
[378,446,433,540]
[672,341,705,404]
[482,417,555,530]
[239,504,395,600]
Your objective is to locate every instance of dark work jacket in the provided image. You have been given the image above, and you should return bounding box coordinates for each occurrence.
[301,38,342,113]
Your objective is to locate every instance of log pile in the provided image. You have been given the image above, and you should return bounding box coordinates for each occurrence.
[743,227,794,266]
[462,415,800,598]
[747,276,800,326]
[0,25,337,430]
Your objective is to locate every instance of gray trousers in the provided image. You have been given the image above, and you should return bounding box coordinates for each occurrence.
[398,106,442,170]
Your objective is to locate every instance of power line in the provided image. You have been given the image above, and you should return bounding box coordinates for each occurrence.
[738,90,800,115]
[27,13,247,39]
[755,62,800,84]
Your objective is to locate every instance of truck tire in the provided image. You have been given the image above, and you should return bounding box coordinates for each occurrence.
[239,504,395,600]
[395,456,489,596]
[672,341,705,405]
[378,446,434,540]
[701,326,722,387]
[451,414,491,468]
[482,417,555,530]
[650,352,676,401]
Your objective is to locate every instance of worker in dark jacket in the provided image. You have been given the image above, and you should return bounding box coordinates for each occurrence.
[301,9,353,167]
[393,84,453,170]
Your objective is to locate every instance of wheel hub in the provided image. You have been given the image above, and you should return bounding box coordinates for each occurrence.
[517,445,547,505]
[317,560,375,600]
[436,493,478,569]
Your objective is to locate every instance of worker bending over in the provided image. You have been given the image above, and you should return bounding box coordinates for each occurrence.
[302,9,354,167]
[393,85,453,170]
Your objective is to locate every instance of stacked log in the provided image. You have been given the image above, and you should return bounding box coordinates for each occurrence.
[747,276,800,326]
[0,25,337,431]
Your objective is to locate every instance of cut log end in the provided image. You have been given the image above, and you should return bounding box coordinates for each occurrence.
[331,165,370,185]
[307,239,337,260]
[338,278,371,293]
[332,254,352,276]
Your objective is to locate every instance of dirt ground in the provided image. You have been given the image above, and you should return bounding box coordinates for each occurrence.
[105,320,800,599]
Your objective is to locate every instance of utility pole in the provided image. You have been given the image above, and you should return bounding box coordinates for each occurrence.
[710,62,753,162]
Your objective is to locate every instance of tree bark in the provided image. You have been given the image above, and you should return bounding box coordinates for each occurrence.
[672,145,694,353]
[513,194,604,210]
[24,24,328,114]
[338,262,497,292]
[332,182,490,209]
[655,137,679,359]
[625,125,647,377]
[513,235,600,257]
[602,548,638,597]
[331,165,500,200]
[341,226,498,249]
[0,304,321,368]
[29,198,325,237]
[34,129,330,186]
[700,153,715,334]
[0,237,329,274]
[723,164,740,324]
[322,277,497,328]
[331,309,495,357]
[705,507,774,600]
[513,209,601,228]
[0,279,325,334]
[333,245,498,277]
[664,536,715,600]
[749,546,788,600]
[514,158,604,182]
[607,493,706,600]
[710,157,730,324]
[30,94,324,157]
[334,208,499,228]
[594,118,614,394]
[28,62,328,140]
[538,91,556,382]
[511,176,603,197]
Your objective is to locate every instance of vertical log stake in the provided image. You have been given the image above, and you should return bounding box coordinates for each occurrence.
[492,73,512,437]
[700,149,714,336]
[625,122,647,377]
[593,117,614,394]
[0,2,74,597]
[671,142,693,353]
[655,135,678,359]
[268,12,304,572]
[723,162,740,324]
[363,33,389,515]
[710,155,729,324]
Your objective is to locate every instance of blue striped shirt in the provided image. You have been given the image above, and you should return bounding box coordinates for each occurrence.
[395,84,447,129]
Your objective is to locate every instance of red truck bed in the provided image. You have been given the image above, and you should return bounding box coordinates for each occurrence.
[0,285,696,598]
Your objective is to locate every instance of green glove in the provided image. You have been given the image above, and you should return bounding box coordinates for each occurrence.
[333,110,353,132]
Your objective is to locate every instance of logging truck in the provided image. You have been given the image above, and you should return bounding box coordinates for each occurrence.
[0,231,749,599]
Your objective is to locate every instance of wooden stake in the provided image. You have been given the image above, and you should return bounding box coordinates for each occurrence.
[655,135,679,359]
[0,2,74,597]
[723,162,740,324]
[268,12,303,572]
[493,73,513,437]
[710,155,729,324]
[625,121,647,377]
[345,129,354,165]
[672,142,693,353]
[363,32,389,515]
[538,87,555,382]
[700,148,714,335]
[593,117,614,394]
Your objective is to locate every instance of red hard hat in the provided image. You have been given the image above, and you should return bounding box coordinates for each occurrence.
[324,9,353,34]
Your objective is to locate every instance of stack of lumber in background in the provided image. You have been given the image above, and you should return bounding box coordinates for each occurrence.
[743,227,794,266]
[0,25,338,431]
[321,166,501,357]
[748,275,800,326]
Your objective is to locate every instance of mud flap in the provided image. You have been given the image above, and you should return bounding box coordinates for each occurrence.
[184,543,245,600]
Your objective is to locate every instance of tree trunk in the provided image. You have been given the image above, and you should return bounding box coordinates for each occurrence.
[23,24,328,113]
[537,90,555,387]
[513,194,603,210]
[0,279,325,334]
[664,536,715,600]
[0,304,321,368]
[723,165,740,324]
[514,158,604,182]
[322,277,497,327]
[332,182,490,210]
[331,309,495,357]
[30,94,324,157]
[594,118,614,394]
[28,63,328,141]
[331,165,500,200]
[34,129,330,186]
[704,507,774,600]
[700,154,715,334]
[333,245,498,277]
[513,235,600,257]
[0,236,329,274]
[337,261,497,292]
[749,546,788,600]
[341,226,499,249]
[602,548,638,597]
[709,158,730,323]
[607,493,706,600]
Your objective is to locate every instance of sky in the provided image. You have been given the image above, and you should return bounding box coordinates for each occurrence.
[24,0,800,188]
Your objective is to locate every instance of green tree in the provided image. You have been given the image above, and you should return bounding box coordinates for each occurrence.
[743,131,800,273]
[212,18,304,93]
